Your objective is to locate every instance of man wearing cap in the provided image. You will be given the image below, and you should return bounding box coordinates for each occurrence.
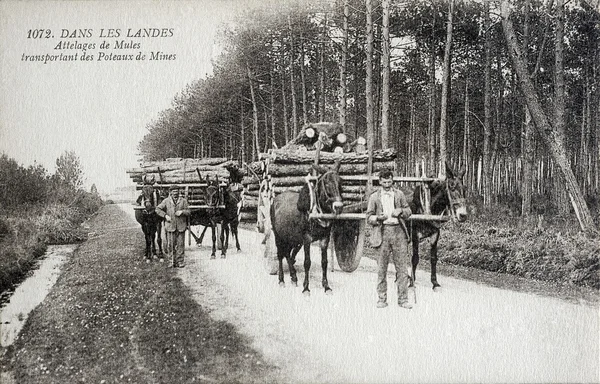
[366,169,413,309]
[156,185,190,268]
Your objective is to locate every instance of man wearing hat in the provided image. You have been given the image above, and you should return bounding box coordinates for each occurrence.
[156,185,190,267]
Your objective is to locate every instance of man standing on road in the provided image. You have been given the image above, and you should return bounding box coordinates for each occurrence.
[366,170,413,309]
[156,185,190,268]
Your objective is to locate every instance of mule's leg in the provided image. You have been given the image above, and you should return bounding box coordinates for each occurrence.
[320,238,332,294]
[143,226,152,261]
[157,221,163,256]
[302,239,312,295]
[276,243,290,287]
[220,224,228,258]
[210,225,217,259]
[232,222,241,251]
[430,230,441,290]
[286,246,298,287]
[410,231,419,287]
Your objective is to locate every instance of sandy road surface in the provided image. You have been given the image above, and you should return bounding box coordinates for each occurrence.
[121,205,599,383]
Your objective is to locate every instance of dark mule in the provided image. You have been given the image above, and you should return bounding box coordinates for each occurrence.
[189,176,224,259]
[220,164,244,253]
[407,162,468,291]
[220,182,242,253]
[270,161,343,295]
[135,181,164,261]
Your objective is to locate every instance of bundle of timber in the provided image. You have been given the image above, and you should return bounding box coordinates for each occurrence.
[126,157,235,184]
[127,157,239,207]
[281,122,366,153]
[239,148,397,223]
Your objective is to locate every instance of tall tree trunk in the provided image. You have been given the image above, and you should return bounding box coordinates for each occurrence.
[280,44,289,143]
[300,31,308,125]
[319,13,327,121]
[521,0,534,217]
[247,63,260,161]
[553,0,569,215]
[427,8,437,175]
[240,97,245,163]
[270,61,277,148]
[501,0,597,235]
[381,0,390,148]
[439,0,454,177]
[288,15,299,136]
[463,75,470,173]
[365,0,375,187]
[338,0,349,129]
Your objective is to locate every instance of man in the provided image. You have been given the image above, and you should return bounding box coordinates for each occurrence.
[156,185,190,268]
[366,169,413,309]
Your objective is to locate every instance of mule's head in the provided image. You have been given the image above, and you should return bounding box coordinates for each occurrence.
[432,162,468,222]
[313,160,343,215]
[203,176,221,209]
[141,185,156,211]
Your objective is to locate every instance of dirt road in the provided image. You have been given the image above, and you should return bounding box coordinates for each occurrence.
[122,205,599,383]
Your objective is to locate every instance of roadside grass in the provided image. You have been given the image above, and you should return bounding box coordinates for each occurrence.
[2,205,278,384]
[0,204,89,297]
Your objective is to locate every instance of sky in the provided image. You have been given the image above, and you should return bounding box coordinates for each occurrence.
[0,0,272,194]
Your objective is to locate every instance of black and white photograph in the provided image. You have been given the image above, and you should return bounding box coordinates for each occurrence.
[1,0,599,382]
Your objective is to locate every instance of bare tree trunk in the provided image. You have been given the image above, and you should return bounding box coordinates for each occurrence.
[288,15,298,137]
[280,44,289,143]
[381,0,390,148]
[240,97,245,163]
[270,61,277,148]
[521,0,533,217]
[300,31,308,125]
[366,0,374,188]
[553,0,569,215]
[319,13,327,121]
[338,0,349,129]
[247,63,260,161]
[463,76,470,173]
[428,9,437,175]
[501,0,597,235]
[439,0,454,177]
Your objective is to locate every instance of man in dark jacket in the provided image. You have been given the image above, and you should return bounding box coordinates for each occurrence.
[366,170,412,309]
[156,185,190,268]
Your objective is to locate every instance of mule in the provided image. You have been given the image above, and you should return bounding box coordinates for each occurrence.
[407,162,468,291]
[270,161,343,295]
[134,183,164,261]
[220,182,242,253]
[189,176,224,259]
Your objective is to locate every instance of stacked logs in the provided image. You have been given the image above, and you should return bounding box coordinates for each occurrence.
[239,148,397,222]
[126,157,236,206]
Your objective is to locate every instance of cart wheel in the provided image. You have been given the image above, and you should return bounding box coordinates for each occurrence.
[333,220,364,272]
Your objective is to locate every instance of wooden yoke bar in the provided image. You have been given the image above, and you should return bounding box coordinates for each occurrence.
[308,212,450,222]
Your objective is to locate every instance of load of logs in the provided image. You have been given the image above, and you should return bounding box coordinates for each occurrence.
[239,123,397,223]
[126,157,236,207]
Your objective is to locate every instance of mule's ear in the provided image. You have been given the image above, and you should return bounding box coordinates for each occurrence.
[311,164,327,174]
[445,161,455,179]
[457,165,466,179]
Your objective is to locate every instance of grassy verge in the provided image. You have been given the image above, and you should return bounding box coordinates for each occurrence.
[0,204,91,297]
[1,205,278,383]
[437,220,600,289]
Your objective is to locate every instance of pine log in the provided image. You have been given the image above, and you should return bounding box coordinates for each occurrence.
[126,158,234,174]
[268,161,395,177]
[261,148,396,164]
[130,170,230,183]
[243,199,259,209]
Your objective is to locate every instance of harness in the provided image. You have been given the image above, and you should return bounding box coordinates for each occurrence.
[306,171,339,228]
